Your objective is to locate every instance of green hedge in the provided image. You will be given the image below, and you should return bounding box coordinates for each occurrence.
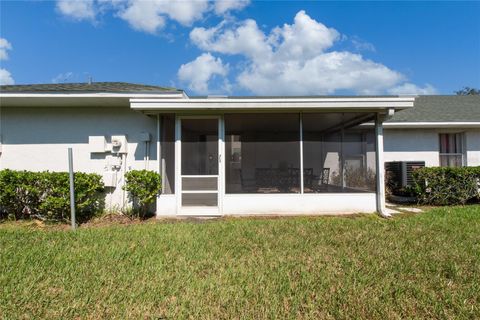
[412,167,480,205]
[123,170,161,218]
[0,170,104,222]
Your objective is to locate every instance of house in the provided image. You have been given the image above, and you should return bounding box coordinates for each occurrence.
[384,95,480,167]
[0,82,477,217]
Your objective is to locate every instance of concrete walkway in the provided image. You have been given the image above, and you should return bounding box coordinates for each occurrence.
[386,202,424,215]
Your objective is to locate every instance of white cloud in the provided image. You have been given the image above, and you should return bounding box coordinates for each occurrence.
[190,19,271,59]
[350,36,376,52]
[118,0,209,34]
[178,52,228,93]
[388,83,437,95]
[118,1,167,33]
[0,38,12,60]
[214,0,250,15]
[56,0,250,34]
[187,10,433,95]
[0,39,14,85]
[52,72,74,83]
[57,0,96,21]
[270,11,340,60]
[237,52,404,95]
[0,69,15,85]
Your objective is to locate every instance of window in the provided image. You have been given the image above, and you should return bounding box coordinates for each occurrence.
[303,113,376,193]
[439,133,464,167]
[225,113,300,193]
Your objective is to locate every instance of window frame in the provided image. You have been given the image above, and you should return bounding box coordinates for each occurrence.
[438,132,465,167]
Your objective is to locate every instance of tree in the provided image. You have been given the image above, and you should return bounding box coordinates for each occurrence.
[455,87,480,95]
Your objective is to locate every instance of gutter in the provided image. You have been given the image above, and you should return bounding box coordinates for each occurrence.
[130,97,415,112]
[384,122,480,128]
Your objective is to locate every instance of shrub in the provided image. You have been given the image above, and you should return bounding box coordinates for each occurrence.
[385,170,417,197]
[331,166,376,191]
[123,170,161,218]
[0,170,104,222]
[412,167,480,205]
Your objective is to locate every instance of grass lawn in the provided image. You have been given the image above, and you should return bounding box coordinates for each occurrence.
[1,206,479,319]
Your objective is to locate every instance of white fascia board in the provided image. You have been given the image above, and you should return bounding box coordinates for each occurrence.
[0,92,186,108]
[0,93,184,99]
[130,97,415,111]
[384,122,480,128]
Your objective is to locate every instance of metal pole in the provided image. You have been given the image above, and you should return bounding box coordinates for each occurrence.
[68,148,76,229]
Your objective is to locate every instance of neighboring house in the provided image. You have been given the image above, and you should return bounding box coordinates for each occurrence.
[0,82,477,217]
[384,95,480,167]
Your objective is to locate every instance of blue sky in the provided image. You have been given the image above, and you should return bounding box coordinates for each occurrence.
[0,1,479,96]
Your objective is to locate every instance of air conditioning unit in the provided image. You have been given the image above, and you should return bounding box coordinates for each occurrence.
[385,161,425,187]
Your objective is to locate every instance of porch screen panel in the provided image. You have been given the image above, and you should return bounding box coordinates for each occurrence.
[182,177,217,191]
[343,119,376,192]
[182,193,218,206]
[225,113,300,193]
[181,119,219,175]
[302,113,376,193]
[160,114,175,194]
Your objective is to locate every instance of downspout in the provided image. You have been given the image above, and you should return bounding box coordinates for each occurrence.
[0,102,2,169]
[144,141,149,170]
[375,108,395,218]
[340,113,345,190]
[122,153,127,211]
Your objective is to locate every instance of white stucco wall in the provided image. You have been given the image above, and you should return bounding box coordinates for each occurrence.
[384,128,480,167]
[465,130,480,166]
[384,129,440,166]
[0,106,158,209]
[222,193,376,216]
[156,193,376,217]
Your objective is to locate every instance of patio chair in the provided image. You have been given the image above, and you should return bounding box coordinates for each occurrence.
[313,168,330,192]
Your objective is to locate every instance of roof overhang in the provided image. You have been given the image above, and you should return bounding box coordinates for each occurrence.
[0,92,186,107]
[384,121,480,129]
[0,93,415,112]
[130,96,415,113]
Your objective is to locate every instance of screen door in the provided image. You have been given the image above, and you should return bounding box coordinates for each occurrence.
[178,117,221,215]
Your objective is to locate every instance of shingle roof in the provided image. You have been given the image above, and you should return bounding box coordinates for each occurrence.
[388,95,480,123]
[0,82,181,94]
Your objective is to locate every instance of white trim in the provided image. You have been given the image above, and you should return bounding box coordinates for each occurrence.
[134,97,415,103]
[375,115,388,217]
[223,192,375,197]
[219,115,225,215]
[299,113,304,194]
[175,116,181,215]
[0,93,184,98]
[384,122,480,128]
[130,97,415,111]
[156,114,160,174]
[177,116,222,216]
